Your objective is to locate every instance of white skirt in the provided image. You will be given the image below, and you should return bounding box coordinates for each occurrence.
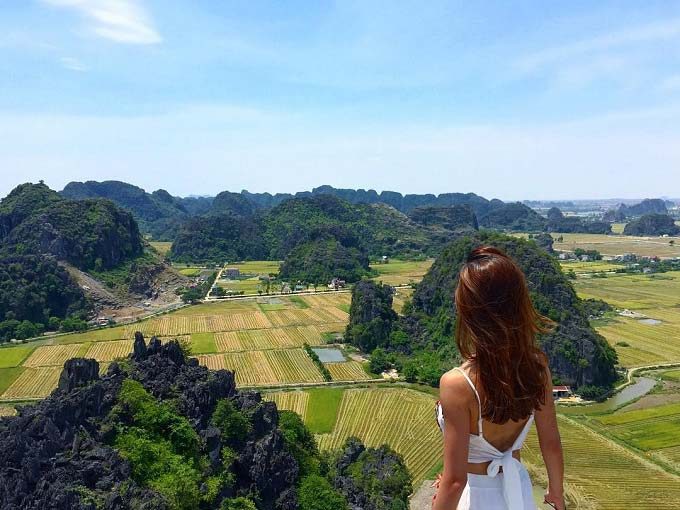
[457,464,537,510]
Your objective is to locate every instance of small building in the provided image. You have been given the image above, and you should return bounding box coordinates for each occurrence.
[328,277,346,290]
[552,386,572,400]
[224,268,240,279]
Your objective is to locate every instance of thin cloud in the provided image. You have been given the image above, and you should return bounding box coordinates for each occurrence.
[517,18,680,72]
[42,0,161,45]
[59,56,87,71]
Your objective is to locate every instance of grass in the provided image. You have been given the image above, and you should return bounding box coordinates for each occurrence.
[305,387,344,434]
[288,295,309,309]
[0,345,36,368]
[559,260,623,274]
[662,369,680,382]
[189,332,217,354]
[0,367,25,395]
[56,326,128,344]
[178,267,203,277]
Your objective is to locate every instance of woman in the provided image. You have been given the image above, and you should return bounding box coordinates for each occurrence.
[432,246,565,510]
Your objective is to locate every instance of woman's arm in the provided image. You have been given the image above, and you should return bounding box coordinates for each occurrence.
[534,363,566,510]
[432,371,471,510]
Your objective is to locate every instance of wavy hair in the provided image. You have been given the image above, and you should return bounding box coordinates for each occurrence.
[454,246,553,423]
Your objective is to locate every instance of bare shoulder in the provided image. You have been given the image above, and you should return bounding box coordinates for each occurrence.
[439,368,474,404]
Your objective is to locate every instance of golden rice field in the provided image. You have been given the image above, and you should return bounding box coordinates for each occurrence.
[574,272,680,367]
[265,307,349,327]
[370,259,433,286]
[315,388,441,486]
[85,340,134,362]
[214,325,326,351]
[23,344,87,367]
[264,390,310,421]
[325,361,372,381]
[197,349,324,387]
[127,311,273,336]
[552,232,680,258]
[392,287,414,314]
[301,293,351,308]
[523,415,680,509]
[1,367,62,400]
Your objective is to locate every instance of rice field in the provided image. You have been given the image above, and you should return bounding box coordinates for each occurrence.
[325,361,372,381]
[214,325,327,352]
[523,415,680,509]
[197,349,324,387]
[0,405,17,416]
[23,344,87,367]
[149,241,173,255]
[370,259,433,286]
[264,390,310,421]
[265,307,349,327]
[0,345,36,368]
[301,293,351,308]
[1,367,62,400]
[573,272,680,367]
[127,311,272,336]
[552,233,680,258]
[85,340,133,362]
[315,388,442,486]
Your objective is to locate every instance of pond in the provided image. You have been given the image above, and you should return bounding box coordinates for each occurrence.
[638,318,662,325]
[312,348,345,362]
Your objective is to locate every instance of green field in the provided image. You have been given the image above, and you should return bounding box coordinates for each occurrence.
[370,259,433,286]
[0,345,36,368]
[573,271,680,367]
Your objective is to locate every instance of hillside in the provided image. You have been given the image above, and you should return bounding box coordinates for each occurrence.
[408,205,478,232]
[622,213,680,236]
[347,233,618,392]
[61,181,213,241]
[0,335,411,510]
[0,183,184,339]
[478,202,548,232]
[546,207,612,234]
[171,195,457,263]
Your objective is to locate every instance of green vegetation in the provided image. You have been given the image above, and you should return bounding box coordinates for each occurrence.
[623,213,680,236]
[0,345,35,368]
[345,281,398,353]
[303,343,332,381]
[546,207,612,234]
[298,474,349,510]
[189,332,217,354]
[0,367,25,394]
[478,202,547,231]
[305,387,344,434]
[279,236,371,284]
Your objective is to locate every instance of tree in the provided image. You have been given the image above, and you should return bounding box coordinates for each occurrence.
[211,399,251,444]
[369,347,390,374]
[298,475,349,510]
[221,498,257,510]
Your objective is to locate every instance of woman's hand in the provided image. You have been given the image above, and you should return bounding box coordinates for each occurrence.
[544,491,566,510]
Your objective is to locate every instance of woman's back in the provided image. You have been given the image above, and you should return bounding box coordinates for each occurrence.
[431,246,565,510]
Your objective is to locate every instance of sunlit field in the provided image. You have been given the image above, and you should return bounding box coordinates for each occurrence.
[553,233,680,258]
[574,271,680,367]
[370,259,433,286]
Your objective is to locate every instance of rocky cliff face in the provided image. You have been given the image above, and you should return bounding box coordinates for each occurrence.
[0,335,298,510]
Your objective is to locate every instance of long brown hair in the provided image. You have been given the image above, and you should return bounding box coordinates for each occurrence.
[455,246,553,423]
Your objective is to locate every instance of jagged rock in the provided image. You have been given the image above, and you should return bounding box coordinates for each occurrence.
[131,331,146,360]
[58,358,100,393]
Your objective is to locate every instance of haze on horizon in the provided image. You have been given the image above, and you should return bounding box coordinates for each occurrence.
[2,1,680,201]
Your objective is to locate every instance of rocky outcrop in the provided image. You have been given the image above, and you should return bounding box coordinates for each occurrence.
[0,335,298,510]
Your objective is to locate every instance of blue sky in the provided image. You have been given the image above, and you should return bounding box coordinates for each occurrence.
[2,1,680,200]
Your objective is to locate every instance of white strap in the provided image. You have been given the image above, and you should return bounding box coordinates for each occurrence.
[453,367,484,436]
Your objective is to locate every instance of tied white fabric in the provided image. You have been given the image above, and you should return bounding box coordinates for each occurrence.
[485,451,524,510]
[436,367,535,510]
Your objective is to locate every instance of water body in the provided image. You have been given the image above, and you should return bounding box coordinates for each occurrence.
[638,318,662,325]
[596,377,657,412]
[312,348,345,362]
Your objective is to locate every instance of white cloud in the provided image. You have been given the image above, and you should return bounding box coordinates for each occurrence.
[59,56,87,71]
[42,0,161,45]
[660,74,680,92]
